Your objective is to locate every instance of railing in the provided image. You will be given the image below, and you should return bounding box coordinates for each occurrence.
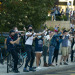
[0,32,9,37]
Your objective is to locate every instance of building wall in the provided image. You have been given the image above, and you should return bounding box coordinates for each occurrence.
[45,21,71,30]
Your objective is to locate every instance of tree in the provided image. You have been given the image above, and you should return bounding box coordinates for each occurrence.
[0,0,55,32]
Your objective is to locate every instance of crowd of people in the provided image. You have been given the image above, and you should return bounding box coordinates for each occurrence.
[51,6,75,21]
[6,25,75,73]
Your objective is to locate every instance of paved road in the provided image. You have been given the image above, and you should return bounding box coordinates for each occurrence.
[43,68,75,75]
[0,55,75,75]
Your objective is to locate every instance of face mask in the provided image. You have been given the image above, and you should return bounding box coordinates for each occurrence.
[16,29,18,32]
[44,36,47,39]
[38,36,42,38]
[29,29,32,32]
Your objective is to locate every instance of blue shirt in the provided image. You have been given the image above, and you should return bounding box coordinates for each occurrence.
[55,38,62,50]
[62,36,69,47]
[50,35,58,47]
[35,38,43,51]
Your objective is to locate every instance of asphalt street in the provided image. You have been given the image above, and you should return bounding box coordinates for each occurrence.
[0,55,75,75]
[43,68,75,75]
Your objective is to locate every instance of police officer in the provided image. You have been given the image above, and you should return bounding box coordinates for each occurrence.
[7,29,20,73]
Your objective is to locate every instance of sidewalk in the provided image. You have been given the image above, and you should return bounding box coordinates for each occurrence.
[0,55,75,75]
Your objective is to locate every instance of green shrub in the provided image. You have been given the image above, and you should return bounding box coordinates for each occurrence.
[63,15,67,21]
[46,16,51,20]
[49,27,54,31]
[56,16,63,21]
[0,37,5,44]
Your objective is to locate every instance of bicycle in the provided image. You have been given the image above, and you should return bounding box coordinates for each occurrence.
[0,47,27,73]
[7,50,27,73]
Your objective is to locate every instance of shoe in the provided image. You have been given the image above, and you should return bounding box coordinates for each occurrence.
[36,66,41,71]
[0,59,4,65]
[13,69,20,73]
[56,64,58,66]
[60,62,62,65]
[23,68,29,72]
[28,66,36,69]
[48,64,54,66]
[32,67,36,69]
[29,68,36,72]
[64,62,68,65]
[44,63,49,67]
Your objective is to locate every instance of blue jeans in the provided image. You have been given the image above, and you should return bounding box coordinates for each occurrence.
[48,46,55,65]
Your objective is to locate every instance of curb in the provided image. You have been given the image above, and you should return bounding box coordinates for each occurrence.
[15,63,75,75]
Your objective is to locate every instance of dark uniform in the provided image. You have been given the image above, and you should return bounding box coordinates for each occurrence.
[7,36,18,71]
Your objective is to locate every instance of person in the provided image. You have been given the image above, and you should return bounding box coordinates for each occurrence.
[60,30,70,65]
[43,33,50,67]
[51,7,56,21]
[61,9,64,16]
[35,35,44,70]
[23,25,46,72]
[7,29,20,73]
[67,32,71,62]
[66,7,70,20]
[52,34,62,65]
[70,20,74,29]
[61,9,64,20]
[71,30,75,62]
[13,27,24,33]
[54,25,59,32]
[13,27,26,52]
[48,32,58,66]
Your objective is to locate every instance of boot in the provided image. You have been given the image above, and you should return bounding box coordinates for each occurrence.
[44,63,49,67]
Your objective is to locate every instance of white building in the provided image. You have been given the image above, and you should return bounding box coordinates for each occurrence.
[58,0,75,12]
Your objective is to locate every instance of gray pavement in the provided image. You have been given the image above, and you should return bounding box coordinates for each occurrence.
[0,55,75,75]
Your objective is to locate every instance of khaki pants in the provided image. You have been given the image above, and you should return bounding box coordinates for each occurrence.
[61,47,69,56]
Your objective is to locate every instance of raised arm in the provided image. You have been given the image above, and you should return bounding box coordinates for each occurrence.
[10,37,20,44]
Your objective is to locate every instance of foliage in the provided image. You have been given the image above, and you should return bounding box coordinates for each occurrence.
[0,0,55,32]
[63,15,67,21]
[49,26,54,31]
[0,36,5,44]
[46,16,51,20]
[56,16,63,21]
[56,15,67,21]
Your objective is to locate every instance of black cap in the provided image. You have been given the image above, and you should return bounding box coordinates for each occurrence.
[9,29,15,34]
[28,25,32,28]
[63,30,68,33]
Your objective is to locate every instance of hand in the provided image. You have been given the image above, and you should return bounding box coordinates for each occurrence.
[16,37,20,44]
[32,31,34,34]
[23,27,26,31]
[45,28,48,31]
[47,48,49,52]
[18,34,20,38]
[17,37,21,41]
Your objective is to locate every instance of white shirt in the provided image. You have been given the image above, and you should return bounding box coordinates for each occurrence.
[25,32,36,45]
[46,35,50,40]
[68,40,71,47]
[70,24,74,28]
[67,34,71,47]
